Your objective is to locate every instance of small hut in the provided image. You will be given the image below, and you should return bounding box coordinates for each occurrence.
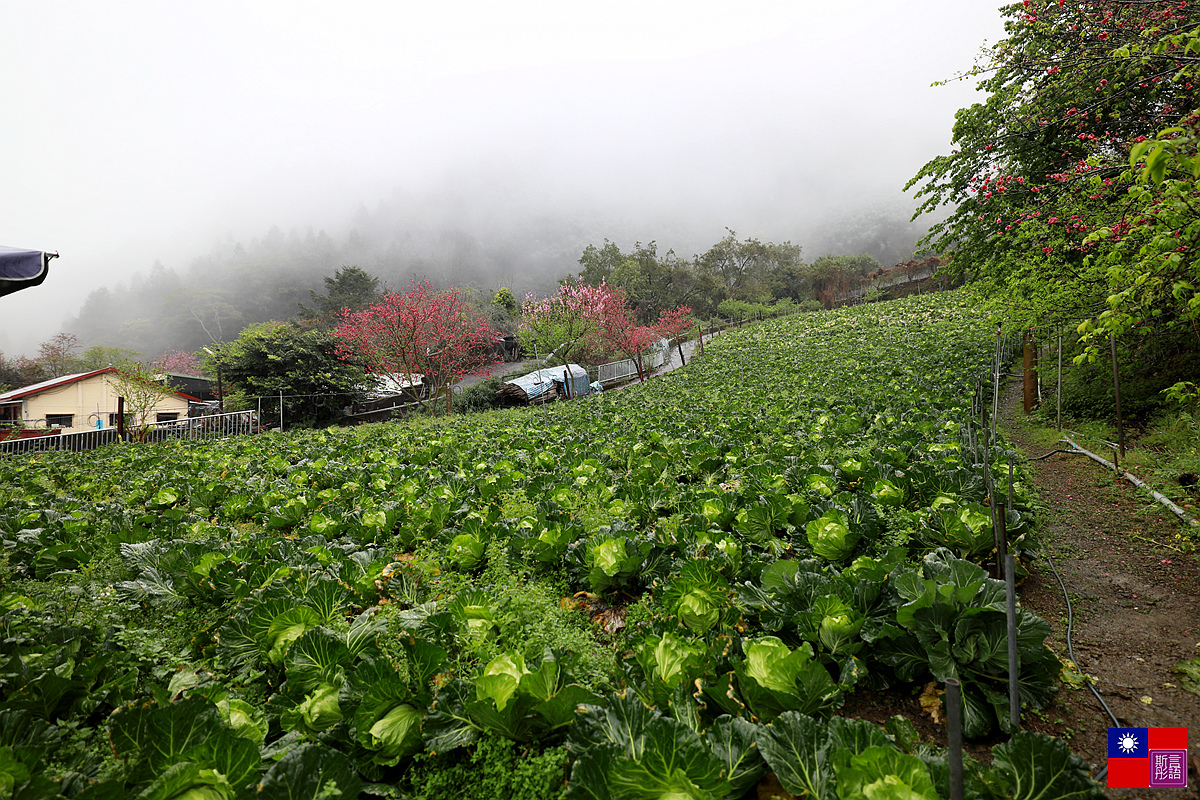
[499,364,591,405]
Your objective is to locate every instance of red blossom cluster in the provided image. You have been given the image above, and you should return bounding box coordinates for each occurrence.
[333,280,500,402]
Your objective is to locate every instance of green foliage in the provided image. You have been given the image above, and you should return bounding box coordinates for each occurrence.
[876,549,1059,737]
[204,321,371,426]
[492,287,520,317]
[401,735,568,800]
[1056,329,1199,422]
[908,0,1200,406]
[110,362,180,430]
[565,692,732,800]
[988,731,1106,800]
[297,265,383,325]
[733,636,841,720]
[714,297,798,321]
[454,377,505,415]
[78,345,144,371]
[655,560,735,635]
[835,746,940,799]
[810,254,881,308]
[697,230,805,307]
[806,508,859,562]
[577,240,713,323]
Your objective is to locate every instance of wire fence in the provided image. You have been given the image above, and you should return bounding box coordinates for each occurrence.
[594,313,782,384]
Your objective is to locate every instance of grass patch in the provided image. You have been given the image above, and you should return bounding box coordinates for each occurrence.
[400,734,569,800]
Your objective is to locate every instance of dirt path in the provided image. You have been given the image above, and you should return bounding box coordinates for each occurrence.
[1000,381,1200,798]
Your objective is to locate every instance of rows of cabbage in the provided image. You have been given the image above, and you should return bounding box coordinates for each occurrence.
[0,291,1098,799]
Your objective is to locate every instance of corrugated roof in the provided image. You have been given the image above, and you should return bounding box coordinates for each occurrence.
[0,367,201,403]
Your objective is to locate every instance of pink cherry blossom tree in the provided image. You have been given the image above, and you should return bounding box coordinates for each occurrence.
[152,349,203,376]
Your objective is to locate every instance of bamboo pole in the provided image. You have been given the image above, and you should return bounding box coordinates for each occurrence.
[1005,554,1021,730]
[992,324,1001,441]
[1110,334,1126,466]
[1056,330,1062,431]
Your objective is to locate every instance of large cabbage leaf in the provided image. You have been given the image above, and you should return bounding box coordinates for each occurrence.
[833,745,939,800]
[988,731,1106,800]
[565,693,731,800]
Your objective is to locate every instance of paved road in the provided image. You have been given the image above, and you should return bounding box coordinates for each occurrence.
[458,330,716,395]
[454,360,535,391]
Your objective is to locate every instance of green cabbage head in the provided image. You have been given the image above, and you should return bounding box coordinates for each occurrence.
[806,508,859,562]
[366,703,423,765]
[294,683,343,733]
[813,595,865,656]
[743,636,815,694]
[870,479,905,507]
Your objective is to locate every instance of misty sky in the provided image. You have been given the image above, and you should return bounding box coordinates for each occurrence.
[1,1,1006,356]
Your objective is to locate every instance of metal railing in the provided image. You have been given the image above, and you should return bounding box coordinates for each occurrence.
[598,340,669,383]
[135,410,256,443]
[0,410,254,456]
[0,427,119,456]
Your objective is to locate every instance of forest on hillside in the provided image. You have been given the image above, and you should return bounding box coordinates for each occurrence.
[59,197,930,360]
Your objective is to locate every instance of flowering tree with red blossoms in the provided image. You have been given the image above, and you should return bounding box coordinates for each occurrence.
[652,304,695,373]
[595,297,657,380]
[333,281,500,412]
[908,0,1200,351]
[652,305,694,343]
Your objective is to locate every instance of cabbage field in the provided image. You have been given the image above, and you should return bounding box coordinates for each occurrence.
[0,291,1106,799]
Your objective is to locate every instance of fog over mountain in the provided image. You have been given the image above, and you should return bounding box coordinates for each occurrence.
[0,1,1005,357]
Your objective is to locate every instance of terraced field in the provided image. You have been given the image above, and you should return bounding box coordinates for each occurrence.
[0,292,1106,799]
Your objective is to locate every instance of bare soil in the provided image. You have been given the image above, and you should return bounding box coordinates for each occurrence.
[999,381,1200,799]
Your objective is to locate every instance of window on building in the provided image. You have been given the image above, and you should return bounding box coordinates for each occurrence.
[156,412,179,423]
[0,404,19,427]
[46,414,74,428]
[108,413,133,428]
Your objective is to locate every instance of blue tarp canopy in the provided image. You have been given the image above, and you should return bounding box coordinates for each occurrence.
[0,246,54,298]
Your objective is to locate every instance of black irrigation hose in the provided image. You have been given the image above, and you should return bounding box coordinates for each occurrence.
[1027,448,1084,461]
[1037,532,1121,783]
